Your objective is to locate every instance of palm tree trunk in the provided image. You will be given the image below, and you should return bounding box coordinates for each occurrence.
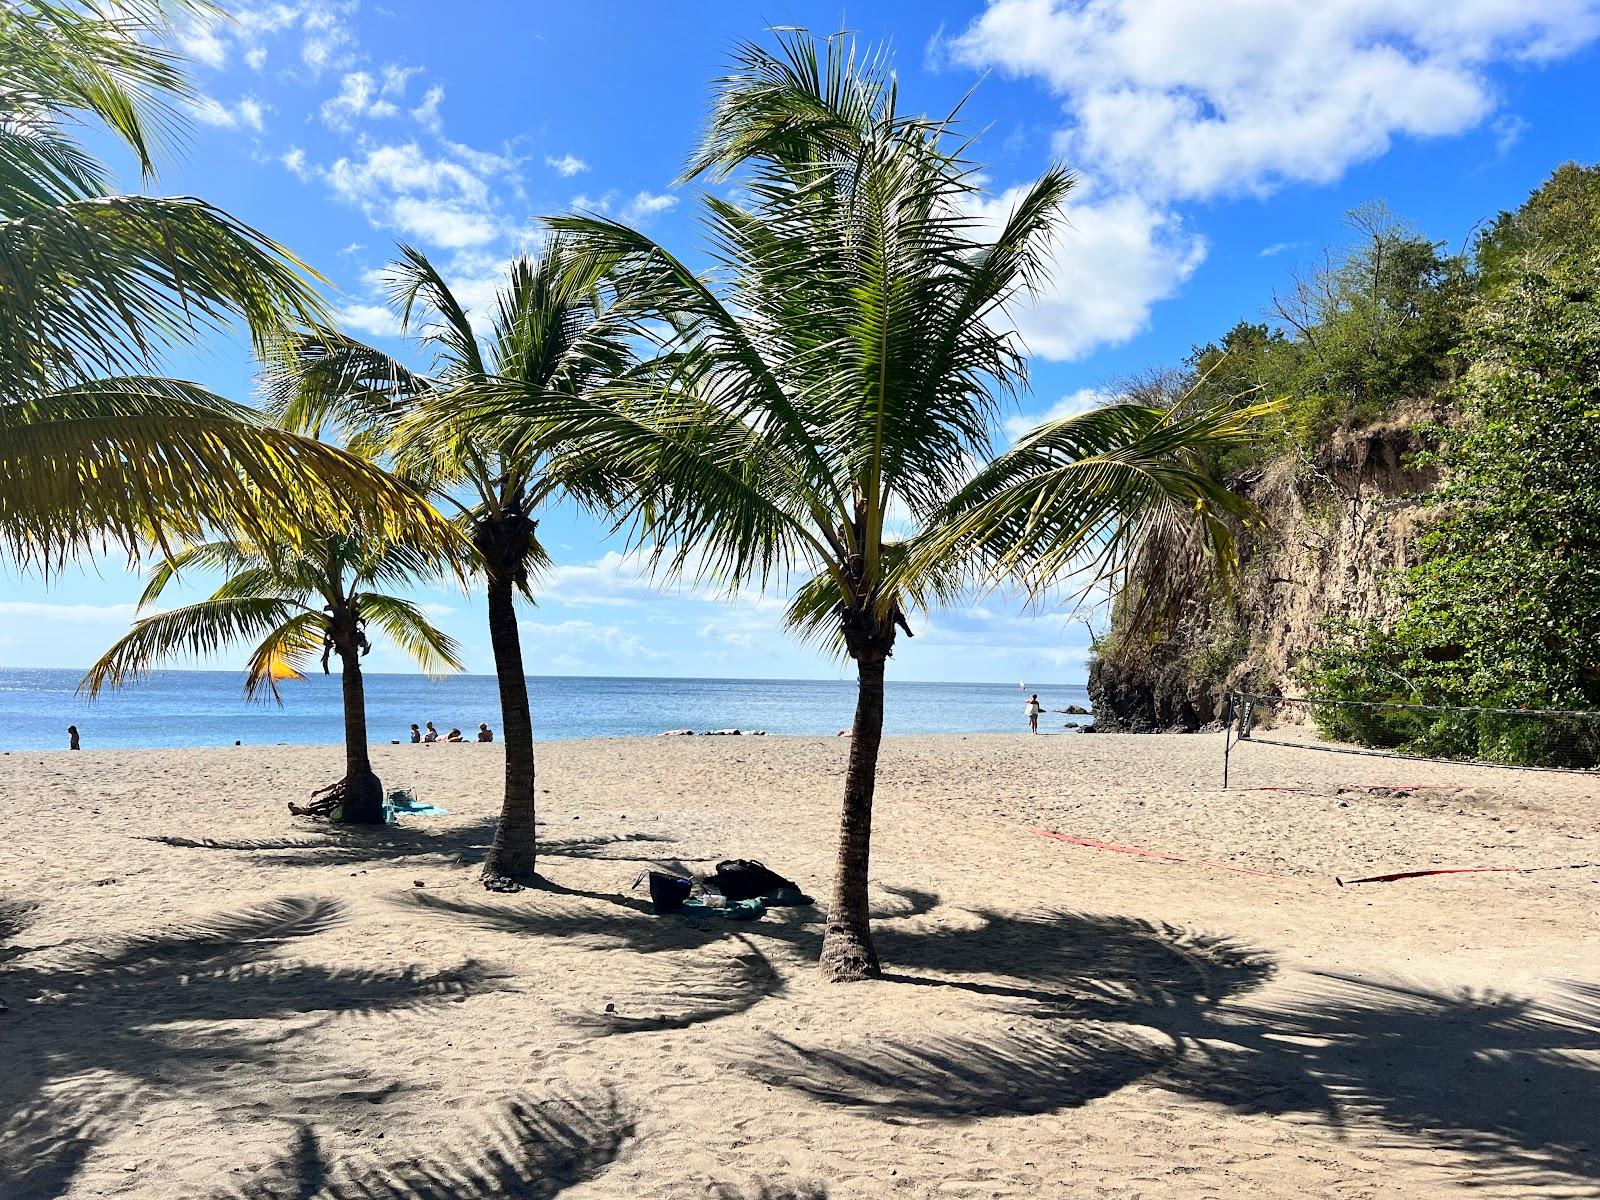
[482,573,538,882]
[336,642,384,824]
[819,653,886,981]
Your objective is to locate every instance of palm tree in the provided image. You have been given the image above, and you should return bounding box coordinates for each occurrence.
[0,0,455,571]
[267,243,630,874]
[81,530,464,822]
[463,32,1268,979]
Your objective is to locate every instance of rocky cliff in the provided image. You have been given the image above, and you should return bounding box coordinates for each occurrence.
[1087,411,1441,731]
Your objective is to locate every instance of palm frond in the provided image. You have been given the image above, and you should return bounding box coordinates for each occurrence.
[0,195,326,388]
[79,594,306,698]
[906,400,1274,606]
[0,377,461,571]
[356,593,465,676]
[242,608,327,703]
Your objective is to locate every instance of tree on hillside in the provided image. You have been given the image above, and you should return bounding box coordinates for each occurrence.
[82,530,464,821]
[1302,256,1600,766]
[0,0,454,572]
[462,33,1267,979]
[268,243,630,874]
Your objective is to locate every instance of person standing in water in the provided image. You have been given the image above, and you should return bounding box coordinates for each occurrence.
[67,724,80,750]
[1025,694,1043,734]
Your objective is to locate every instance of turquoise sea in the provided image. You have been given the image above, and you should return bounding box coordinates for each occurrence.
[0,669,1093,751]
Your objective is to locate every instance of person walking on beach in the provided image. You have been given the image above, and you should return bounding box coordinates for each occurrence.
[1026,694,1043,734]
[67,724,80,750]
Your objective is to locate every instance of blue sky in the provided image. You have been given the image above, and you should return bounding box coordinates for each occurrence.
[4,0,1599,683]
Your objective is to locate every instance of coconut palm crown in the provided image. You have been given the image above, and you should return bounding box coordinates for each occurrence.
[82,530,464,822]
[266,240,633,876]
[454,31,1270,978]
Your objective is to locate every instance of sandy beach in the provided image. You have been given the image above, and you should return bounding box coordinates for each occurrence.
[1,731,1596,1199]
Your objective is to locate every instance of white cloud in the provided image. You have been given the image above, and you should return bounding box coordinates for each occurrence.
[188,94,267,132]
[951,0,1600,201]
[320,71,404,131]
[179,21,229,69]
[1259,241,1301,258]
[570,189,680,227]
[245,46,269,71]
[282,146,311,180]
[299,1,357,76]
[319,140,513,250]
[545,152,589,177]
[970,181,1205,362]
[622,190,678,224]
[390,198,499,248]
[1003,387,1113,440]
[412,84,445,133]
[336,302,403,338]
[517,619,667,664]
[1491,113,1529,154]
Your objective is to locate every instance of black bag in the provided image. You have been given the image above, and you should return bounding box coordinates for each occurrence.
[648,871,692,912]
[711,859,801,902]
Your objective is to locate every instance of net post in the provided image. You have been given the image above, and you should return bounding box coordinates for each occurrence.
[1222,691,1234,789]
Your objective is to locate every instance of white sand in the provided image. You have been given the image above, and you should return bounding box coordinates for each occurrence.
[1,731,1596,1198]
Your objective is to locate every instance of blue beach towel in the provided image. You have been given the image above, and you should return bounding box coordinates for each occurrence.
[385,789,449,823]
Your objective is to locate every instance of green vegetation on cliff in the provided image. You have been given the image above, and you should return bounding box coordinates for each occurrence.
[1095,163,1600,764]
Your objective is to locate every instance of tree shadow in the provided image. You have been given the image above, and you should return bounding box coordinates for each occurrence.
[703,1181,829,1200]
[0,894,493,1198]
[737,907,1600,1190]
[208,1086,634,1199]
[140,827,678,871]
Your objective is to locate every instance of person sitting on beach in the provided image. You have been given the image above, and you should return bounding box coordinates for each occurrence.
[445,727,464,743]
[409,723,422,744]
[477,723,494,742]
[1026,693,1043,734]
[67,724,80,751]
[423,722,439,743]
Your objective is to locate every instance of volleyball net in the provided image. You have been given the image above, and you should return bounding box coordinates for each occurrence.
[1220,691,1600,787]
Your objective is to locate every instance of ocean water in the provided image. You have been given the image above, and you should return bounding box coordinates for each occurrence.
[0,668,1093,751]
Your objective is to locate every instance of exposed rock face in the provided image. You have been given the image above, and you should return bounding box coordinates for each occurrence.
[1088,412,1440,733]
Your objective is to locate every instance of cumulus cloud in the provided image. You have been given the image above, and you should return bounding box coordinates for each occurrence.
[1002,386,1113,440]
[335,302,403,338]
[545,152,589,177]
[570,189,680,226]
[318,140,513,250]
[951,0,1600,201]
[518,619,668,667]
[970,181,1205,362]
[188,94,267,132]
[320,69,423,131]
[938,1,1599,362]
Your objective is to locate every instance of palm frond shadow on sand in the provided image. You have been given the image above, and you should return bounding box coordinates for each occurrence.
[394,879,940,1039]
[744,906,1600,1190]
[141,826,675,870]
[0,895,493,1199]
[209,1086,634,1200]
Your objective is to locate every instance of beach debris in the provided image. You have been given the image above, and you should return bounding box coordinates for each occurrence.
[413,880,426,888]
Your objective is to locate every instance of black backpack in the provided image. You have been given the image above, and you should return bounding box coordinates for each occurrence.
[710,859,802,902]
